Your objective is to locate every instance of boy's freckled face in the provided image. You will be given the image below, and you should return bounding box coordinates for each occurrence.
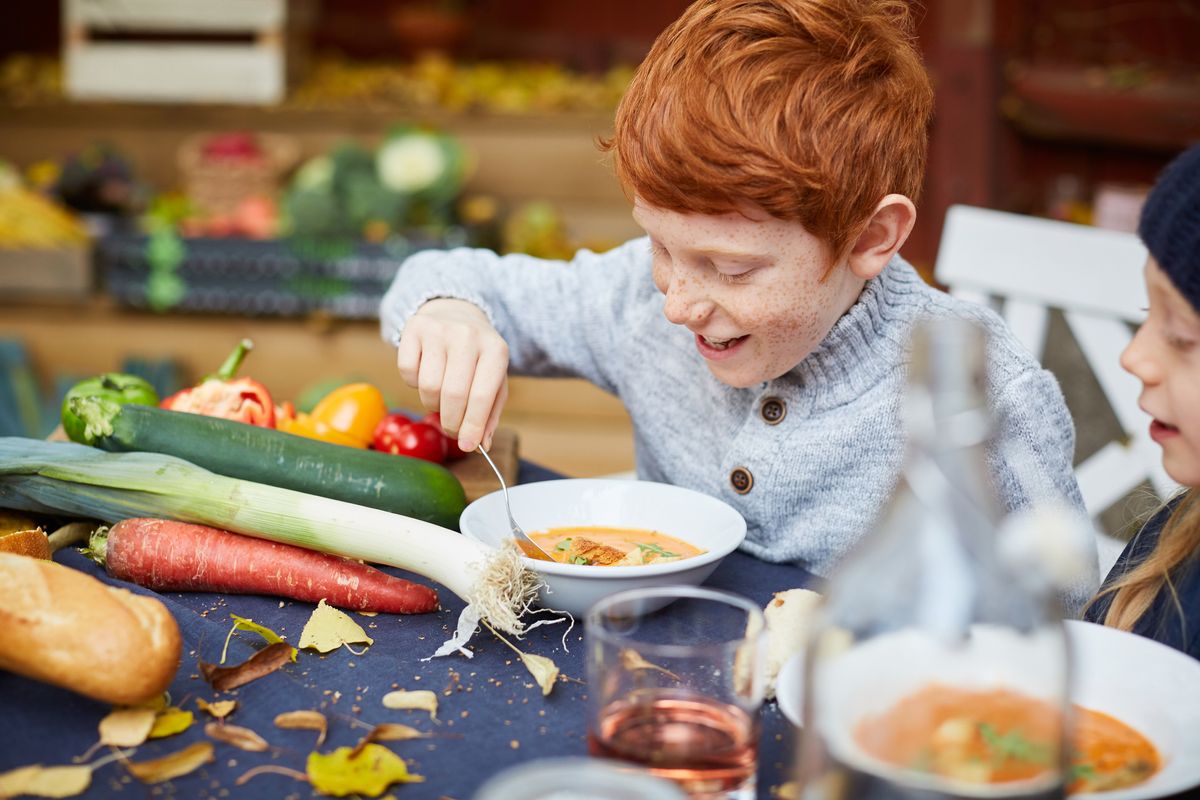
[1120,257,1200,486]
[633,200,866,388]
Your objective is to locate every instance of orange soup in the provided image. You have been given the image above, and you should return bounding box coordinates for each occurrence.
[527,526,705,566]
[853,684,1159,793]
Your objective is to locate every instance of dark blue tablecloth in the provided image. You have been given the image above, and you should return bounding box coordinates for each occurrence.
[1,462,816,799]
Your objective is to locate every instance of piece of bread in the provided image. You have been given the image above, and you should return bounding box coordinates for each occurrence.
[763,588,822,699]
[566,537,628,566]
[0,552,182,705]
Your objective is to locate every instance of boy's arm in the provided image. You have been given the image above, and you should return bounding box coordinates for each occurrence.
[987,366,1101,617]
[379,238,652,393]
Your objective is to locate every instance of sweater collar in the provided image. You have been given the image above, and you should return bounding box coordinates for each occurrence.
[774,255,924,411]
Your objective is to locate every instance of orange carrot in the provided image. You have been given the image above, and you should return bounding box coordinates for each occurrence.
[91,518,438,614]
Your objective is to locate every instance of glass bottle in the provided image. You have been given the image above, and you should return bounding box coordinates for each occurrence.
[795,317,1070,800]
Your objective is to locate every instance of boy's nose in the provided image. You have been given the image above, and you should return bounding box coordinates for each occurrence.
[663,276,714,325]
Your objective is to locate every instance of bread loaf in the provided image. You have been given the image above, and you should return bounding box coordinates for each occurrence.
[0,553,181,705]
[763,588,822,699]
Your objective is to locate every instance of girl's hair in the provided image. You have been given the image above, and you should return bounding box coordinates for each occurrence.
[601,0,933,266]
[1093,488,1200,632]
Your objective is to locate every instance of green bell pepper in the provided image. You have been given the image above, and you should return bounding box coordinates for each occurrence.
[61,373,159,445]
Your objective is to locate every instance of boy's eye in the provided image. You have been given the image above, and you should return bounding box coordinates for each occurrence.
[649,241,670,260]
[716,269,752,285]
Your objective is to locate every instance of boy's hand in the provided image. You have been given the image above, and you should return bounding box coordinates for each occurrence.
[395,298,509,454]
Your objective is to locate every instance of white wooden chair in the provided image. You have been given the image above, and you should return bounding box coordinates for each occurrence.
[934,205,1177,571]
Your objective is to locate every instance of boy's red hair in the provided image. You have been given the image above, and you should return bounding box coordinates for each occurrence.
[604,0,933,264]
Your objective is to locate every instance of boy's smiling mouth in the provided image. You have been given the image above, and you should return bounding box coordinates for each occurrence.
[696,333,749,359]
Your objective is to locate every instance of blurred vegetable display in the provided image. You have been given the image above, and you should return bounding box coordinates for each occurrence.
[283,126,469,243]
[0,162,89,248]
[26,142,149,218]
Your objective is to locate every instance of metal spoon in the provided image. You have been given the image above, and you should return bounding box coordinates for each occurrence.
[477,446,556,562]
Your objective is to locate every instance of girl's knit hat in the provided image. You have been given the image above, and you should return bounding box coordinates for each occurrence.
[1139,143,1200,312]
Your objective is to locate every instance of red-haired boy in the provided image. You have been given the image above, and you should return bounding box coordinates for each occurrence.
[380,0,1097,610]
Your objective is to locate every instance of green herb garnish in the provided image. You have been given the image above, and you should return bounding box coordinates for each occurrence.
[1070,763,1097,781]
[635,542,680,558]
[978,723,1054,767]
[572,556,588,565]
[555,538,573,552]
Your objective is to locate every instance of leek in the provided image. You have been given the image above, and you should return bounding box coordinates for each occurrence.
[0,438,539,650]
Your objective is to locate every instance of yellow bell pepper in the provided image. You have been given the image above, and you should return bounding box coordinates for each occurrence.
[308,382,389,446]
[278,412,366,448]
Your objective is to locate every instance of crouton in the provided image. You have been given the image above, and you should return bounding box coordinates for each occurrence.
[565,537,629,566]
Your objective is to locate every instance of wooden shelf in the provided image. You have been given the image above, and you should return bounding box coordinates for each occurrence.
[1,295,636,477]
[1001,63,1200,152]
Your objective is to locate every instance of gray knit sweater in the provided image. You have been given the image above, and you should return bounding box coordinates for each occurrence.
[380,237,1098,612]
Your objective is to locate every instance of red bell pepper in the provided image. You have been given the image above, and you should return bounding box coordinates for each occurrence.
[160,339,276,427]
[372,413,448,463]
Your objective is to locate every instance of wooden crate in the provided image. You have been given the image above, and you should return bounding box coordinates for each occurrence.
[0,246,92,302]
[62,0,313,105]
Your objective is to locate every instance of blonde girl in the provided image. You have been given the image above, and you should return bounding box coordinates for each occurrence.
[1086,143,1200,659]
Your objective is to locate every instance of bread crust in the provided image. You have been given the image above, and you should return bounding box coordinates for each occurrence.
[0,553,182,705]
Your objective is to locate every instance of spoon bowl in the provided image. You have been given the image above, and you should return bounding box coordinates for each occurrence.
[476,446,556,562]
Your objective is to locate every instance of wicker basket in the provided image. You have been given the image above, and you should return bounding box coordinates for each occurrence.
[178,132,300,218]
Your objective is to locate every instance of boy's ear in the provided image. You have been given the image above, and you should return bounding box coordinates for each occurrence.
[846,194,917,280]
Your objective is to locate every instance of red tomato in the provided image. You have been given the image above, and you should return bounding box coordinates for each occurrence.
[372,415,448,463]
[422,411,467,460]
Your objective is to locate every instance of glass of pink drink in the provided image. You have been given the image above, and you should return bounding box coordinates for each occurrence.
[585,586,767,800]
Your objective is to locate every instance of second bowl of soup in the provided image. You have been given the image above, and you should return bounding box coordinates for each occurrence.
[458,478,747,616]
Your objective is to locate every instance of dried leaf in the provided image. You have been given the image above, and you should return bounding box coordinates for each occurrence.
[307,743,423,797]
[200,641,296,692]
[133,693,169,712]
[148,707,194,739]
[484,621,560,696]
[204,722,269,752]
[197,699,237,719]
[235,764,309,787]
[274,710,328,746]
[380,690,438,721]
[519,653,559,696]
[125,742,215,784]
[620,648,681,681]
[98,708,156,747]
[222,614,296,664]
[299,599,374,654]
[365,723,427,742]
[0,764,91,798]
[349,724,428,758]
[771,781,802,799]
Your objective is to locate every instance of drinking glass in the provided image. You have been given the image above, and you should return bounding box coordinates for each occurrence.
[473,756,688,800]
[585,586,767,800]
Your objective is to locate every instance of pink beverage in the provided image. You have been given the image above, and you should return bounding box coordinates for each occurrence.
[588,689,759,799]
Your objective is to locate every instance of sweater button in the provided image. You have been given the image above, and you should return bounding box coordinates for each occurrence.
[729,467,754,494]
[760,397,786,425]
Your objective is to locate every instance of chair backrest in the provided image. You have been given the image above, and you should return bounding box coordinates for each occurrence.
[934,204,1176,521]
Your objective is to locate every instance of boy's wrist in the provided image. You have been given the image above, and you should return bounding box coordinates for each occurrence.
[418,297,489,324]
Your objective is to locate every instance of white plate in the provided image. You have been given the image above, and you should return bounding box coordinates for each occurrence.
[774,620,1200,800]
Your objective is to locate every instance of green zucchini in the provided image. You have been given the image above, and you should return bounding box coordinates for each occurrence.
[64,398,467,529]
